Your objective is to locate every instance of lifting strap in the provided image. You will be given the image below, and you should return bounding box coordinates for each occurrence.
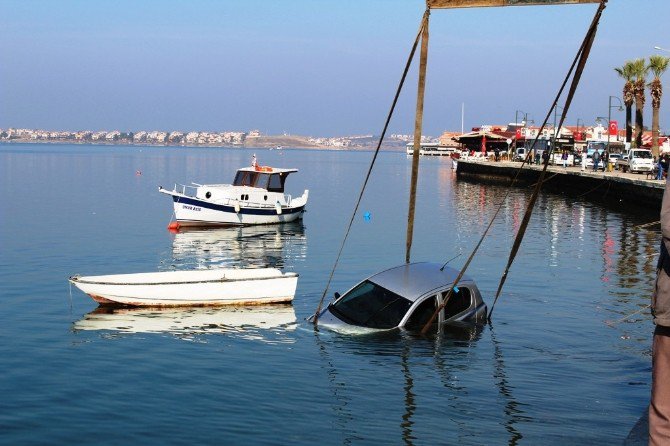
[488,0,608,320]
[422,0,608,332]
[312,10,430,325]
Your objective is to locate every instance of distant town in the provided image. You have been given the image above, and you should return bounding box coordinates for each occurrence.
[0,127,437,151]
[4,123,666,155]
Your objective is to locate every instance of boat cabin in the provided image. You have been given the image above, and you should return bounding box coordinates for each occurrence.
[233,167,298,193]
[315,262,487,334]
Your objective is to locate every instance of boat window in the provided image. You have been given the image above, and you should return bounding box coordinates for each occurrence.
[442,287,472,318]
[267,173,285,192]
[330,280,412,329]
[404,296,438,331]
[233,171,260,187]
[255,173,270,190]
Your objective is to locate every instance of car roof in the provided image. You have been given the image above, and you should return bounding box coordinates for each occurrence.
[368,262,472,303]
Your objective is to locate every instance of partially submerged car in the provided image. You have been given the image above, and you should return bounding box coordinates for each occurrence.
[313,262,487,334]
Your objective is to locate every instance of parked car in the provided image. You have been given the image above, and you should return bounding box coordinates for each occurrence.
[550,152,575,166]
[615,149,654,173]
[513,147,527,162]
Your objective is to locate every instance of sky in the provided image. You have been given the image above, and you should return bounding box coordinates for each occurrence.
[1,0,669,137]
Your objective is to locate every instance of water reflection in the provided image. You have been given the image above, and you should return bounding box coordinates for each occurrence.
[489,325,528,446]
[313,323,513,445]
[161,221,306,271]
[73,305,297,344]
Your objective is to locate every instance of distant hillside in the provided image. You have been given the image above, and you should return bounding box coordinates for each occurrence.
[244,134,408,151]
[243,135,321,149]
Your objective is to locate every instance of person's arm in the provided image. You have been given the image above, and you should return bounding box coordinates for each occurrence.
[661,177,670,252]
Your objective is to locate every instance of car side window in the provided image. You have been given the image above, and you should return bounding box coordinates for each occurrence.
[442,287,471,318]
[404,295,438,331]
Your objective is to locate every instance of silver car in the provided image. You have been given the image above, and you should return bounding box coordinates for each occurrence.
[314,262,487,334]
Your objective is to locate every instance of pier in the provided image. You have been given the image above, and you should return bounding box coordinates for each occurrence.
[456,160,665,213]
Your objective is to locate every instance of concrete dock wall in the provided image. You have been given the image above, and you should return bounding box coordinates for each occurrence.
[455,160,665,213]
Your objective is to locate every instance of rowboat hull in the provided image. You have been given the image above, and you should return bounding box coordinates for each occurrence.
[69,268,298,307]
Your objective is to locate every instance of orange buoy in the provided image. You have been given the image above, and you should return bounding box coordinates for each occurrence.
[167,221,181,231]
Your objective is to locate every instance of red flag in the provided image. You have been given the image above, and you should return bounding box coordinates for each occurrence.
[515,129,522,139]
[481,134,487,153]
[609,120,618,136]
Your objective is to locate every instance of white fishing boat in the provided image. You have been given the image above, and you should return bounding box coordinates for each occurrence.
[159,155,309,228]
[69,268,298,307]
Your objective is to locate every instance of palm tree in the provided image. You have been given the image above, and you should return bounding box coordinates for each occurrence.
[614,61,636,144]
[630,58,649,147]
[648,55,670,158]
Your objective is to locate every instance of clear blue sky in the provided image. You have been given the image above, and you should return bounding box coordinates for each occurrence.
[1,0,668,137]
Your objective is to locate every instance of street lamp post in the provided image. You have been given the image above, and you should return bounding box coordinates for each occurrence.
[553,105,564,155]
[606,95,624,170]
[515,110,527,126]
[514,110,524,127]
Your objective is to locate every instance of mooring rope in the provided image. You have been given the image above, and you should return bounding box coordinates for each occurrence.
[602,178,613,199]
[312,10,430,325]
[487,0,608,321]
[635,220,661,229]
[604,304,651,327]
[528,172,560,188]
[575,177,609,198]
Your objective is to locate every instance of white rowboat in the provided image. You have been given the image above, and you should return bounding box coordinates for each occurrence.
[69,268,298,307]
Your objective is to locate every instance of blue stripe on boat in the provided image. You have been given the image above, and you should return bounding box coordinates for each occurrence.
[173,195,305,216]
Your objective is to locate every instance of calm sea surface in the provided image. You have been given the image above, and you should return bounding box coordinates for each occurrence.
[0,143,659,445]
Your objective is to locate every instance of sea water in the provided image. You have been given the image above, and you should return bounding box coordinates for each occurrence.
[0,143,656,444]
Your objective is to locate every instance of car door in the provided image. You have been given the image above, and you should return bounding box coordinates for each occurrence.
[441,286,473,321]
[403,295,441,331]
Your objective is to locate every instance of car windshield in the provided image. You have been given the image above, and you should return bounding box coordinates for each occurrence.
[588,142,607,152]
[329,280,412,329]
[633,150,652,159]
